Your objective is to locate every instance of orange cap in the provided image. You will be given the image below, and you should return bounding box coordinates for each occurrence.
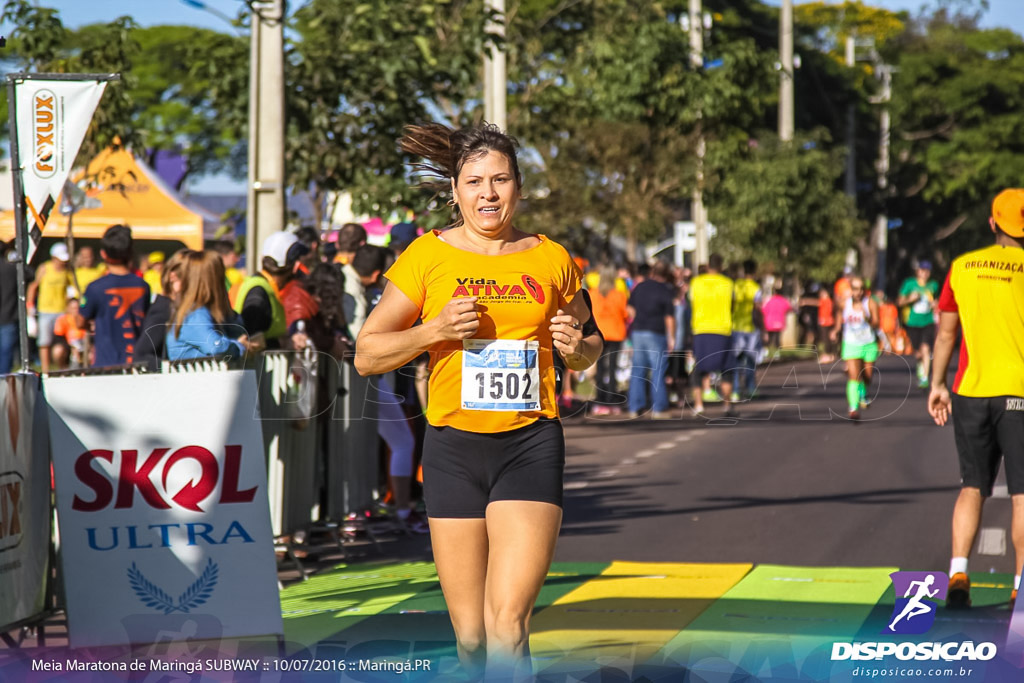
[992,189,1024,238]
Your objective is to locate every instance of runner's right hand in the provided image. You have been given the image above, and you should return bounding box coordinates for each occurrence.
[928,384,951,426]
[433,297,481,341]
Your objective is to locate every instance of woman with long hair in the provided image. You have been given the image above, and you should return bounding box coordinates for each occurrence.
[135,249,189,369]
[355,123,600,680]
[167,250,248,361]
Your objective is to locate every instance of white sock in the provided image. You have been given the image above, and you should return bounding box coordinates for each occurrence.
[1015,575,1021,590]
[949,557,969,577]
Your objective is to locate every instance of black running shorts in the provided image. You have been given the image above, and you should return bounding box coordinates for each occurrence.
[952,394,1024,497]
[422,418,565,518]
[907,324,936,351]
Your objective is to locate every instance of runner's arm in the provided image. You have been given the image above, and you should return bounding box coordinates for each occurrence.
[356,282,472,376]
[928,311,959,426]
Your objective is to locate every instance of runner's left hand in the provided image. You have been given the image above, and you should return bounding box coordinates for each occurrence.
[549,309,583,358]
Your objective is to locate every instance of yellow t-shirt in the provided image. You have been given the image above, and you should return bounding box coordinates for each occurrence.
[939,244,1024,398]
[143,269,163,296]
[584,271,629,295]
[689,272,734,336]
[74,264,106,296]
[732,278,761,333]
[225,267,245,288]
[36,261,71,314]
[385,230,583,433]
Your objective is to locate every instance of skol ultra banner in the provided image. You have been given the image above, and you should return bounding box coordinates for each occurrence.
[0,374,50,630]
[14,78,107,260]
[45,371,282,648]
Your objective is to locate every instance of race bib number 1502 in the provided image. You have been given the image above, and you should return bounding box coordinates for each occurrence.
[461,339,541,411]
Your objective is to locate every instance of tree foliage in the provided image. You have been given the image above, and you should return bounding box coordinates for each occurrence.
[888,11,1024,265]
[286,0,498,228]
[710,132,862,280]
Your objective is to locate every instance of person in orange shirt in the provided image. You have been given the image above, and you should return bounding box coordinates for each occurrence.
[834,267,853,306]
[588,265,629,415]
[53,298,87,368]
[816,288,836,363]
[356,123,598,680]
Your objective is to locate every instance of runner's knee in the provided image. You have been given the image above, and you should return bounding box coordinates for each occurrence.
[486,604,530,648]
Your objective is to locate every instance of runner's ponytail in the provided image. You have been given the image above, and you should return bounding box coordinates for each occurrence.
[400,122,523,227]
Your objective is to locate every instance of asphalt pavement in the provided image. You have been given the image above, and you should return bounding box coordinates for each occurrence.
[556,353,1014,574]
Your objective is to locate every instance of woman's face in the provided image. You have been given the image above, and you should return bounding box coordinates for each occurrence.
[451,150,519,237]
[169,271,183,298]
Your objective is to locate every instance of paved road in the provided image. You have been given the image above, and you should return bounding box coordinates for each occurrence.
[554,354,1015,574]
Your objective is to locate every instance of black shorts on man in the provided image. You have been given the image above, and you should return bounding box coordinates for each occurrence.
[952,393,1024,497]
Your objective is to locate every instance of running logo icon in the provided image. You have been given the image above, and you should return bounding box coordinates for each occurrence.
[884,571,948,635]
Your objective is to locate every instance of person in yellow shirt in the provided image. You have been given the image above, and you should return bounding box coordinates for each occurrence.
[73,245,106,298]
[212,240,245,287]
[930,188,1024,610]
[689,253,736,417]
[143,251,165,296]
[27,242,73,372]
[356,123,598,681]
[731,259,762,400]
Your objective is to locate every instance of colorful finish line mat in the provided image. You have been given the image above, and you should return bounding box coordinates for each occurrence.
[276,562,1024,681]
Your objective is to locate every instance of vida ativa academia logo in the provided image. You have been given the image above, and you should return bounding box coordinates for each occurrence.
[884,571,948,635]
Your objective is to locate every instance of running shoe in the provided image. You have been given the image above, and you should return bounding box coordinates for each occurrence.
[730,392,740,402]
[848,409,860,421]
[702,389,723,403]
[947,572,971,609]
[651,411,676,420]
[918,377,929,389]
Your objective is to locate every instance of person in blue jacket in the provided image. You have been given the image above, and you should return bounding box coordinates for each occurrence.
[167,250,250,360]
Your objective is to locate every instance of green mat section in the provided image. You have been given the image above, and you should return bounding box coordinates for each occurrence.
[322,562,612,662]
[655,564,898,675]
[280,561,441,649]
[279,561,610,658]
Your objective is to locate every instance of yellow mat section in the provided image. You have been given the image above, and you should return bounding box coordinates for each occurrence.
[530,561,752,670]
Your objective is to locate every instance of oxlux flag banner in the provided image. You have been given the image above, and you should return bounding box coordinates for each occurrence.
[45,371,282,648]
[13,77,106,260]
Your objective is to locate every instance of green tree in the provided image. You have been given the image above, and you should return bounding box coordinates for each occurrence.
[1,1,142,163]
[887,9,1024,269]
[709,132,862,281]
[508,0,775,260]
[286,0,497,229]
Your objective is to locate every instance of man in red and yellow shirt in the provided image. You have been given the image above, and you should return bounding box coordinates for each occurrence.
[930,188,1024,609]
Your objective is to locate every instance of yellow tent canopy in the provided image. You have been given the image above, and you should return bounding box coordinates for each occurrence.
[0,146,207,251]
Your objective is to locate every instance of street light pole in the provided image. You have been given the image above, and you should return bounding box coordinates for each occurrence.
[689,0,708,267]
[246,0,286,273]
[874,65,892,293]
[483,0,507,131]
[779,0,794,142]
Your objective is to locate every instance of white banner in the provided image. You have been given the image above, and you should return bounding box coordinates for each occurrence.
[45,371,282,648]
[0,374,50,629]
[15,78,107,261]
